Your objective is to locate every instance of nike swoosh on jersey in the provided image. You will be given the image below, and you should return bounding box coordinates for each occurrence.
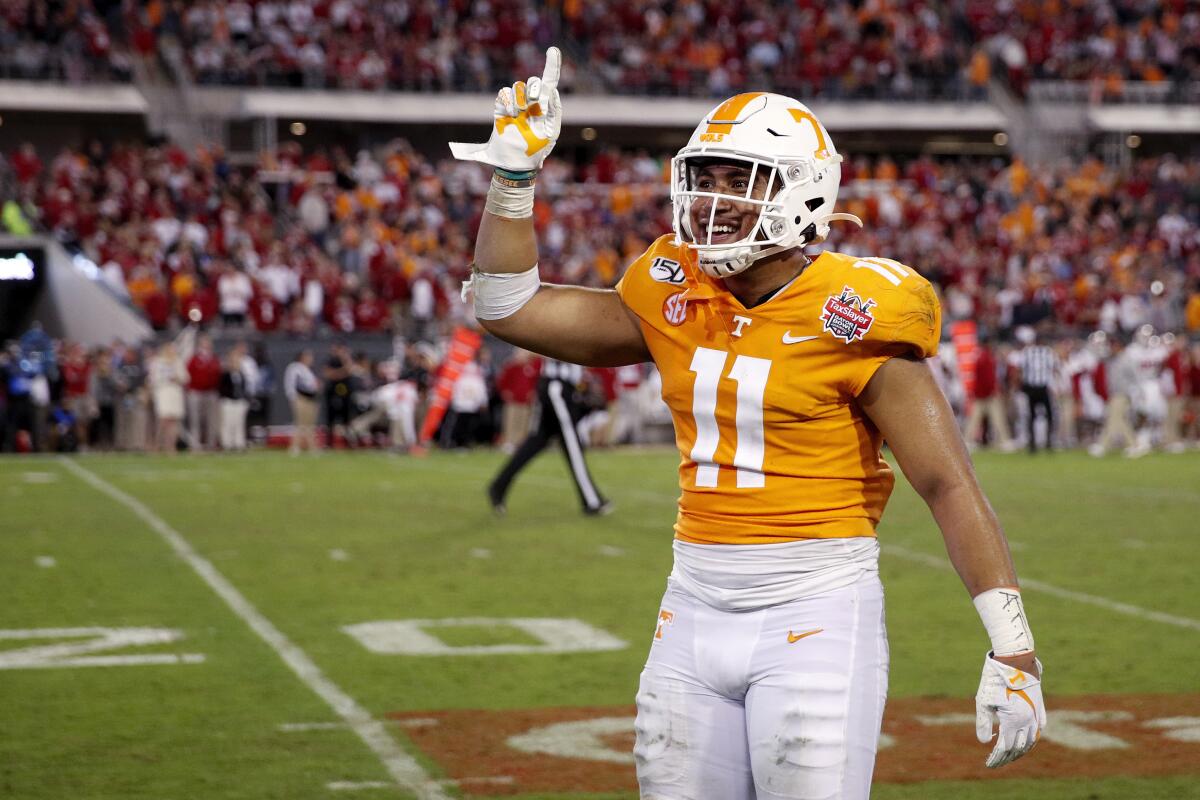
[782,332,819,344]
[787,628,823,643]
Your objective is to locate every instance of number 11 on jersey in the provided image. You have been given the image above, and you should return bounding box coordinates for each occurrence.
[688,347,772,488]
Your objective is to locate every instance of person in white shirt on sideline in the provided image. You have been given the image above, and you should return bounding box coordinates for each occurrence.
[218,342,250,452]
[284,349,321,454]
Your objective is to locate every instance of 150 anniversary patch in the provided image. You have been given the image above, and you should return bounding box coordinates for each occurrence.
[649,257,686,285]
[820,285,877,343]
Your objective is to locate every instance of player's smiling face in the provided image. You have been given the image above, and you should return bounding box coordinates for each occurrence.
[688,162,771,245]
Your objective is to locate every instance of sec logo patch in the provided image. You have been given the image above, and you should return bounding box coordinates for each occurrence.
[663,292,689,326]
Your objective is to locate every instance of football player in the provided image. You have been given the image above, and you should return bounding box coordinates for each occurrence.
[452,48,1045,798]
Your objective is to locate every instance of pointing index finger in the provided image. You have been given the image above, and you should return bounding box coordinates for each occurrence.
[541,46,561,92]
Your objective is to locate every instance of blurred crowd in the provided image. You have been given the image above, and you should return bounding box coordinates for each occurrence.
[0,0,140,82]
[0,325,659,455]
[2,0,1196,101]
[566,0,986,100]
[177,0,554,91]
[3,137,1199,345]
[3,324,1198,457]
[0,137,672,340]
[966,0,1200,98]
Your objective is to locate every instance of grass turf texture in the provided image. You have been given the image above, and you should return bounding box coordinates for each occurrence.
[0,448,1197,799]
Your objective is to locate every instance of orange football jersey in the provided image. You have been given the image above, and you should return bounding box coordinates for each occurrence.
[616,235,941,545]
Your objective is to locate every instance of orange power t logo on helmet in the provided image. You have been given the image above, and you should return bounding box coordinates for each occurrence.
[788,108,832,161]
[704,92,766,136]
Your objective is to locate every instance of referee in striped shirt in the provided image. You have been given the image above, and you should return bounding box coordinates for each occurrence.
[1015,328,1060,453]
[488,358,612,516]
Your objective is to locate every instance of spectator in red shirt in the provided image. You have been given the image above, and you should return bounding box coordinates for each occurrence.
[186,334,222,450]
[180,284,218,328]
[60,342,94,449]
[585,366,620,447]
[963,340,1014,450]
[353,288,389,332]
[377,262,410,308]
[494,349,540,453]
[10,143,43,185]
[329,295,357,334]
[1164,336,1189,452]
[249,288,283,332]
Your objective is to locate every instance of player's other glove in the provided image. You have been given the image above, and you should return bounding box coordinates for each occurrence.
[449,47,562,175]
[975,651,1046,768]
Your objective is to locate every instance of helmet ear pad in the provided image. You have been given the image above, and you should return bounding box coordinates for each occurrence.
[767,180,829,246]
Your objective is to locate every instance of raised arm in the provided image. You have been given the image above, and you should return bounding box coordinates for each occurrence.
[858,355,1046,768]
[451,47,650,367]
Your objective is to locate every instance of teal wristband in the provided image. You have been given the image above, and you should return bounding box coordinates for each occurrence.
[494,167,537,182]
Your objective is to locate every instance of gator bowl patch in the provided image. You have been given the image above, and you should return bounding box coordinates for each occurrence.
[820,285,877,343]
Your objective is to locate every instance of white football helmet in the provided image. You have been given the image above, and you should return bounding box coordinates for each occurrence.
[1134,323,1155,347]
[671,92,860,278]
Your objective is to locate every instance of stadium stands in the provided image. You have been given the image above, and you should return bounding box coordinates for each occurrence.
[5,0,1196,103]
[5,135,1198,457]
[0,0,134,83]
[965,0,1200,100]
[5,138,1197,341]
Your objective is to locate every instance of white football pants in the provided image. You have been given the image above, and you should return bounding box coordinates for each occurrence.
[634,572,888,800]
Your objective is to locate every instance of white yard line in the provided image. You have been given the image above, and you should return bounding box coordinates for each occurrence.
[59,457,449,800]
[886,543,1200,632]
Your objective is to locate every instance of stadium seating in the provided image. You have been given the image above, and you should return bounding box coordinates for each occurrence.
[6,137,1197,341]
[4,0,1196,102]
[0,0,135,82]
[964,0,1200,99]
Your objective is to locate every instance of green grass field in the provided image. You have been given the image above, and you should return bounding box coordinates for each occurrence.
[1,447,1198,799]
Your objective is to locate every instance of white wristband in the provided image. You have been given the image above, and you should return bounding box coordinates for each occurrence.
[485,175,535,218]
[973,587,1035,657]
[463,263,541,320]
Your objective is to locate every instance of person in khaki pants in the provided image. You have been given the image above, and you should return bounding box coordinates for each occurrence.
[1090,337,1140,457]
[494,349,539,453]
[284,350,321,454]
[963,340,1014,451]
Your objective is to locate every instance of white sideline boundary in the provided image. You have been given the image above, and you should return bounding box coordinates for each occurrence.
[59,457,449,800]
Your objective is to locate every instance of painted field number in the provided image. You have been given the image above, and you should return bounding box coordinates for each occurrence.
[342,618,627,656]
[917,710,1135,750]
[508,717,633,764]
[0,627,204,670]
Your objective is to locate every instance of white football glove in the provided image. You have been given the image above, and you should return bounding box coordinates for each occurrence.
[449,46,563,174]
[975,652,1046,768]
